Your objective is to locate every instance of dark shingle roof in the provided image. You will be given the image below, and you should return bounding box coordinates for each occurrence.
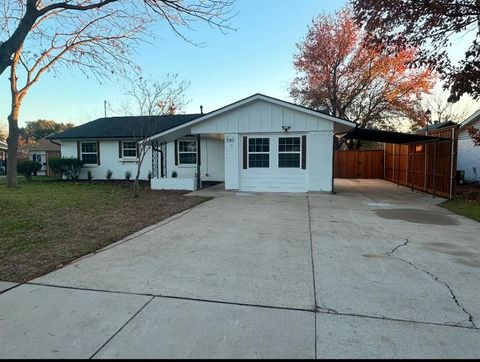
[47,114,202,140]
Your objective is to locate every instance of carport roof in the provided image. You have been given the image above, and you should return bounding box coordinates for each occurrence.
[340,127,449,144]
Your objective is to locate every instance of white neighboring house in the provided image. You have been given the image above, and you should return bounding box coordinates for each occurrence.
[27,138,61,176]
[458,109,480,182]
[47,114,202,180]
[145,94,355,192]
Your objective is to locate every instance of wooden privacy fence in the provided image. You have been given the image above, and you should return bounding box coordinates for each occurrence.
[46,150,61,177]
[384,125,458,199]
[334,150,384,179]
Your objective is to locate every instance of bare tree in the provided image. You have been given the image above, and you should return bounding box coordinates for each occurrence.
[120,73,190,197]
[423,89,469,125]
[1,0,234,187]
[121,73,190,116]
[0,124,7,142]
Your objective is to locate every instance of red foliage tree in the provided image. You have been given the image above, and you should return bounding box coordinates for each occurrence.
[352,0,480,103]
[468,127,480,147]
[290,9,435,132]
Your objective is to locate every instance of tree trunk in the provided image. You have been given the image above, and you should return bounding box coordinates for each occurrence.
[6,99,21,187]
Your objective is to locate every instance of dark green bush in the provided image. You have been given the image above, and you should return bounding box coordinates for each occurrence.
[48,157,83,180]
[87,170,93,182]
[106,169,113,181]
[17,160,41,181]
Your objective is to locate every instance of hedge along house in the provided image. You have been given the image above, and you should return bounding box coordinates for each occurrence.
[47,114,202,180]
[145,94,355,192]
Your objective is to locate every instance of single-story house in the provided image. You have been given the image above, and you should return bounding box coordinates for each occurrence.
[145,94,354,192]
[27,138,61,176]
[49,94,355,192]
[457,109,480,182]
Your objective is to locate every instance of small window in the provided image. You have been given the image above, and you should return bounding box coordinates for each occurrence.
[279,137,301,168]
[178,139,197,165]
[248,138,269,168]
[81,142,97,165]
[123,141,137,158]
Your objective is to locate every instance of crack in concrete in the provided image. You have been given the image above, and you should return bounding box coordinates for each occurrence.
[389,238,410,255]
[387,238,477,329]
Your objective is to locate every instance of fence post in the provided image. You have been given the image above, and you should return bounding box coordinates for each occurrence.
[412,144,416,191]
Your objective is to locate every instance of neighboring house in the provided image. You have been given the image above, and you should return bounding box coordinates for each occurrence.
[0,140,6,160]
[48,114,202,180]
[146,94,354,192]
[27,138,61,176]
[458,109,480,182]
[0,141,6,175]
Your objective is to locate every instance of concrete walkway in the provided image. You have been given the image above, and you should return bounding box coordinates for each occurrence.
[1,179,479,358]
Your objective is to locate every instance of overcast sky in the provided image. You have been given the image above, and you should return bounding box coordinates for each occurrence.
[0,0,478,129]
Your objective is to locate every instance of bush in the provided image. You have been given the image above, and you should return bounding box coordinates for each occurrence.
[87,170,93,182]
[171,170,178,178]
[147,170,152,182]
[125,170,132,181]
[106,169,113,181]
[48,157,83,180]
[17,160,41,181]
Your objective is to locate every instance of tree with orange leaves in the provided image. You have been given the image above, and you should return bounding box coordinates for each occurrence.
[290,9,435,135]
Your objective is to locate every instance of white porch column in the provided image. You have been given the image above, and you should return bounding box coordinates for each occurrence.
[224,133,239,190]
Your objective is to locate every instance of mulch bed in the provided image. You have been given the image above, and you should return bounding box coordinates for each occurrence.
[455,182,480,203]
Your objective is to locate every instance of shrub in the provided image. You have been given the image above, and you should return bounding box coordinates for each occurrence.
[87,170,93,182]
[48,157,83,180]
[17,160,41,181]
[106,169,113,181]
[147,170,152,182]
[125,170,132,181]
[171,170,178,178]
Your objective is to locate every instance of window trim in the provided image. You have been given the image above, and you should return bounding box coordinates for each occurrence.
[80,141,98,165]
[248,137,270,168]
[177,138,198,166]
[122,140,138,159]
[278,136,301,168]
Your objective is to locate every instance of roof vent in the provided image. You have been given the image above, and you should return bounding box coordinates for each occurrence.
[200,105,204,114]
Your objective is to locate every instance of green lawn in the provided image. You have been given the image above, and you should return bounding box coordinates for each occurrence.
[441,198,480,222]
[0,177,208,282]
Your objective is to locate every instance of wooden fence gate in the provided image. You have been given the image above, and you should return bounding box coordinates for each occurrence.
[334,150,384,179]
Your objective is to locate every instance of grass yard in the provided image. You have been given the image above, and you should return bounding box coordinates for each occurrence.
[441,183,480,222]
[0,177,208,282]
[441,199,480,222]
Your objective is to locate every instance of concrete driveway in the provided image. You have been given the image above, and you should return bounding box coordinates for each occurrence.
[1,179,479,358]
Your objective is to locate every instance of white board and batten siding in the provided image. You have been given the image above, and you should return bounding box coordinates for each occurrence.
[192,99,335,192]
[458,119,480,182]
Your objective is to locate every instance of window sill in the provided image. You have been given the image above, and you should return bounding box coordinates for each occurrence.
[178,164,197,168]
[83,164,98,168]
[119,158,138,163]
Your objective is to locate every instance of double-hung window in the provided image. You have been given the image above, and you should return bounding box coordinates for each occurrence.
[278,137,301,168]
[122,141,137,158]
[178,139,197,165]
[248,138,270,168]
[81,142,98,165]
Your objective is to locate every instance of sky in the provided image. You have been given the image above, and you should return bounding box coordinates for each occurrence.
[0,0,478,129]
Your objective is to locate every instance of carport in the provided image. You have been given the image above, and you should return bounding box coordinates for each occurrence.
[333,125,459,199]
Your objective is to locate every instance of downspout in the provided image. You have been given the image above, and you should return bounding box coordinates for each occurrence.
[331,134,336,194]
[449,128,455,199]
[432,140,437,198]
